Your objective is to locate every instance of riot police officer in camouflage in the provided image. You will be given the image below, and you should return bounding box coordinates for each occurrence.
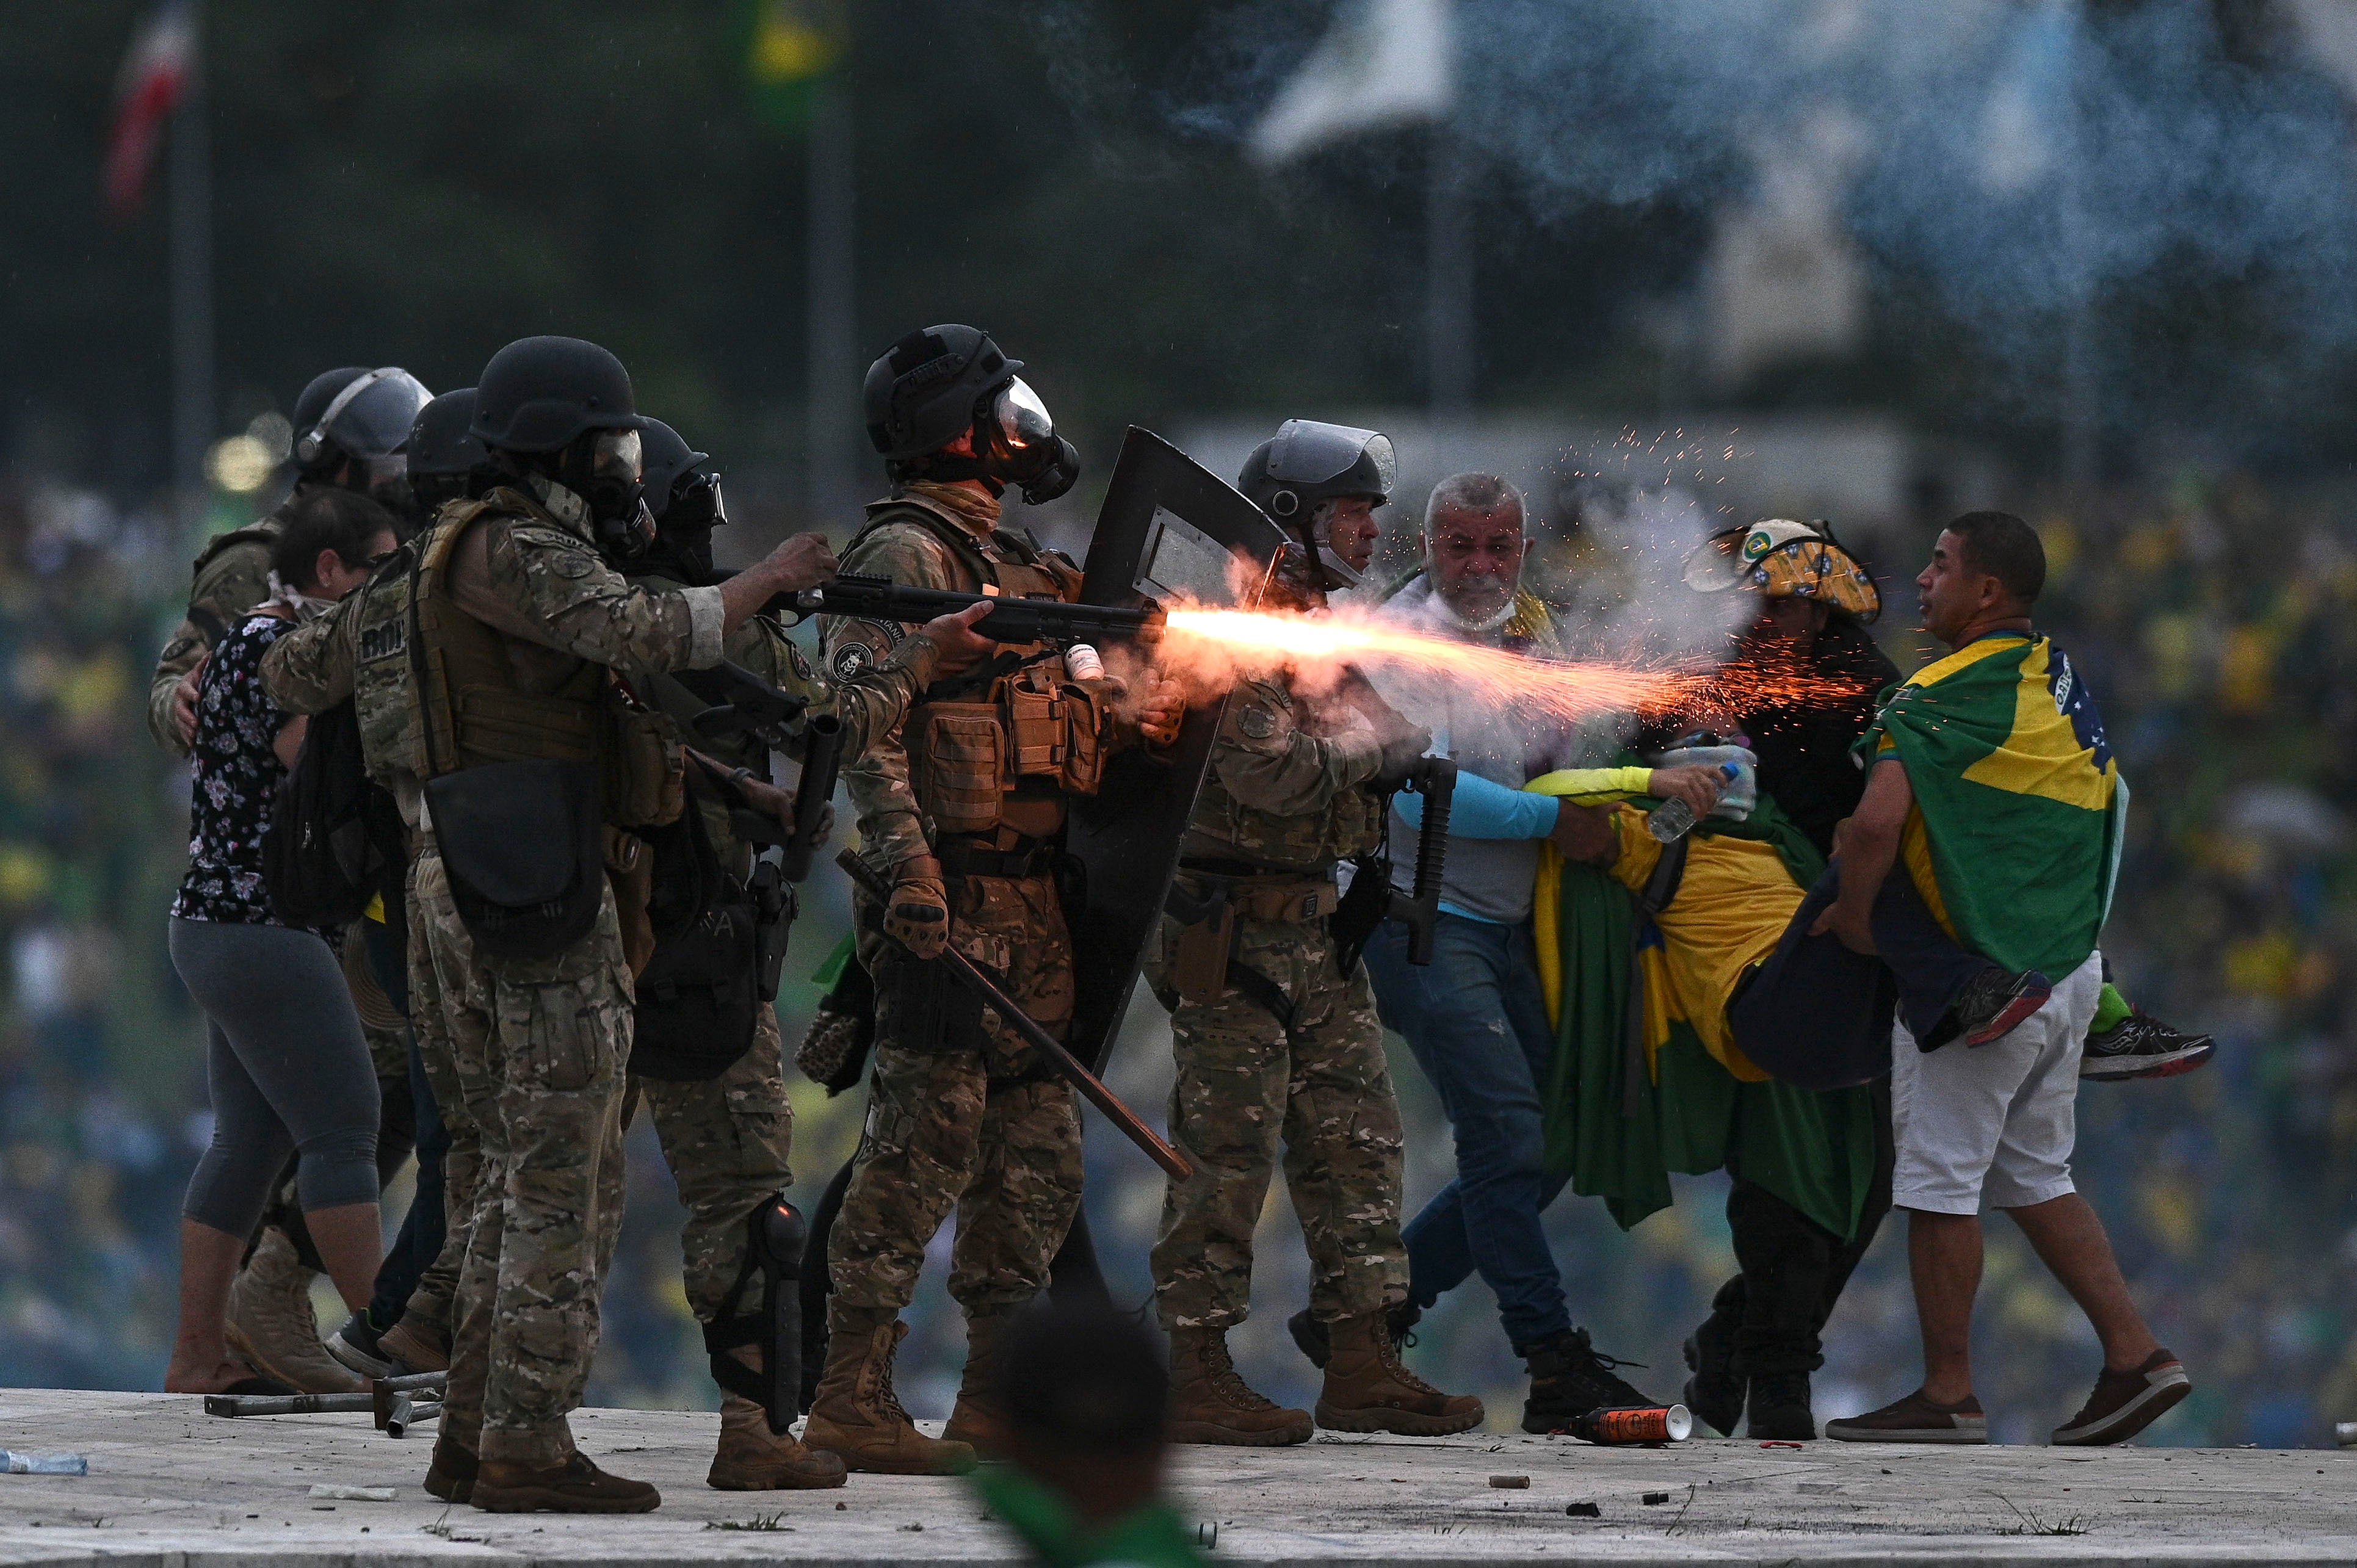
[809,324,1178,1476]
[265,335,830,1512]
[1146,421,1483,1444]
[604,419,991,1490]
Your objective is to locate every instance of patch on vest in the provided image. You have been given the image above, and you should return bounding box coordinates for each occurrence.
[359,620,408,662]
[831,643,872,681]
[1235,703,1280,739]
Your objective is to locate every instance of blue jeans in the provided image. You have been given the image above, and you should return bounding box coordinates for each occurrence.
[1363,914,1571,1351]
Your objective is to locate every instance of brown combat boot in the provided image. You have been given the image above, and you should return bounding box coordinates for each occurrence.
[375,1314,451,1375]
[1167,1325,1312,1446]
[707,1393,848,1490]
[225,1228,363,1394]
[1315,1310,1486,1435]
[422,1431,477,1504]
[941,1310,1012,1457]
[802,1314,977,1475]
[471,1452,659,1514]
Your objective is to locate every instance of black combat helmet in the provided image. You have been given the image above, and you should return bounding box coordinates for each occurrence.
[406,388,485,515]
[637,418,727,583]
[1237,419,1397,591]
[470,336,646,454]
[863,323,1081,503]
[640,418,713,516]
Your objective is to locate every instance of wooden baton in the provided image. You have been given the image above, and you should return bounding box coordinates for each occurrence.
[837,848,1192,1182]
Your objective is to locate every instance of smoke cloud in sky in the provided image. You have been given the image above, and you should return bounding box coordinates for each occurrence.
[1168,0,2357,414]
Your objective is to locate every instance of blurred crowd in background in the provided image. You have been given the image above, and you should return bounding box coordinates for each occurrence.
[5,459,2353,1447]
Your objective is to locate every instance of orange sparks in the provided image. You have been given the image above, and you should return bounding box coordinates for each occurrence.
[1157,604,1872,726]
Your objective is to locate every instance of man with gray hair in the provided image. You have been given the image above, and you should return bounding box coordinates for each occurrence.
[1290,472,1722,1433]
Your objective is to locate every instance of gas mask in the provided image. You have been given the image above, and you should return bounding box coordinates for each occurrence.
[652,470,728,585]
[557,427,653,550]
[976,378,1080,504]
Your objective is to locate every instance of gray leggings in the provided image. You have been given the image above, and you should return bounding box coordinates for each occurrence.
[171,917,380,1237]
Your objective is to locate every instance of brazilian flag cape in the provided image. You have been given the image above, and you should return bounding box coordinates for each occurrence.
[1527,787,1879,1240]
[1857,633,2126,978]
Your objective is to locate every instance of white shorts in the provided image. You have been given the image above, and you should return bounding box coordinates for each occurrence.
[1890,950,2103,1215]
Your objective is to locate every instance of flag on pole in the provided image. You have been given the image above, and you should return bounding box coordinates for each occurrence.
[744,0,846,135]
[105,0,196,219]
[1248,0,1454,166]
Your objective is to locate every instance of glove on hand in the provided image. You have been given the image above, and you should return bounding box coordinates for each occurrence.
[1374,723,1435,790]
[884,876,950,961]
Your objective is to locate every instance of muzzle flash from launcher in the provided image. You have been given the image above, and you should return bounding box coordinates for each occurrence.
[784,573,1166,646]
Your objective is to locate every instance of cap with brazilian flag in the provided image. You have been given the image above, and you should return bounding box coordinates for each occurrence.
[1859,632,2127,980]
[744,0,845,133]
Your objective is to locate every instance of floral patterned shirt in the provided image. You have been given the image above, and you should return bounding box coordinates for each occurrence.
[171,613,324,933]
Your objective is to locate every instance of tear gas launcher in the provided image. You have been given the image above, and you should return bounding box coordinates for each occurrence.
[783,574,1166,647]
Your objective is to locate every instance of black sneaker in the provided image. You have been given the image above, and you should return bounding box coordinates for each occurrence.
[1746,1370,1816,1440]
[2082,1009,2214,1082]
[1950,967,2052,1047]
[326,1310,398,1379]
[1286,1301,1421,1370]
[1521,1328,1653,1434]
[1681,1308,1743,1437]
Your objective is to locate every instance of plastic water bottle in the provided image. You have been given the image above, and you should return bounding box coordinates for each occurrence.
[1645,762,1741,844]
[1,1450,88,1475]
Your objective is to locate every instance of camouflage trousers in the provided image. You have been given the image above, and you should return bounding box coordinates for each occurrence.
[412,847,631,1467]
[633,1006,795,1329]
[399,879,486,1348]
[1146,906,1408,1331]
[829,870,1084,1327]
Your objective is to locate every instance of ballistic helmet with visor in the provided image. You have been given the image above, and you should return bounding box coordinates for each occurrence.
[471,336,646,455]
[864,324,1020,461]
[293,366,432,471]
[1237,419,1397,521]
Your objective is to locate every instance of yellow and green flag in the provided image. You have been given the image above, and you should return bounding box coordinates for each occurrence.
[744,0,845,132]
[1859,633,2126,978]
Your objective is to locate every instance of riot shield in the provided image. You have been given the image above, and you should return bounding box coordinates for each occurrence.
[1065,428,1287,1072]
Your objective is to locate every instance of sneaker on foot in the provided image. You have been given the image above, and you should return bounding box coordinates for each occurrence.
[2082,1010,2214,1082]
[326,1310,398,1379]
[1825,1389,1986,1443]
[2051,1349,2190,1445]
[1953,967,2053,1048]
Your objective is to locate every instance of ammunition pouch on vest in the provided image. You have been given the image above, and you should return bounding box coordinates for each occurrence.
[848,502,1107,839]
[408,497,679,958]
[424,759,606,961]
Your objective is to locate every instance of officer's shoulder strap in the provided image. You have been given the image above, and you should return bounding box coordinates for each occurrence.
[845,501,996,587]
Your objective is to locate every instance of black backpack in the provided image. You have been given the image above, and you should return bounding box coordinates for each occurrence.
[266,698,400,928]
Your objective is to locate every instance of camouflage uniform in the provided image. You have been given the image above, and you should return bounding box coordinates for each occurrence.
[621,569,940,1362]
[1147,674,1409,1331]
[818,482,1104,1329]
[149,514,283,757]
[270,474,708,1465]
